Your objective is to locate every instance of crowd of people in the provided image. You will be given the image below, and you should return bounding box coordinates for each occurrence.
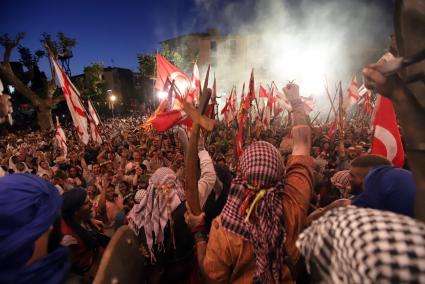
[1,59,424,283]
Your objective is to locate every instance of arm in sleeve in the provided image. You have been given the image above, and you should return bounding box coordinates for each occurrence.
[202,218,233,283]
[283,155,316,256]
[198,150,217,208]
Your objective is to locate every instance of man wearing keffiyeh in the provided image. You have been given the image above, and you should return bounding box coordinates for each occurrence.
[185,83,315,283]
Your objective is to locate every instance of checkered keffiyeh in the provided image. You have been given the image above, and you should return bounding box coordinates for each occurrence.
[221,141,287,284]
[127,167,185,261]
[297,206,425,283]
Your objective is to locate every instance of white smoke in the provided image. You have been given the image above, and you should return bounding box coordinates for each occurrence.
[188,0,392,117]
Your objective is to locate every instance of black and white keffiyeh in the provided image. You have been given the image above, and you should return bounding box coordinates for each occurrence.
[127,167,185,261]
[297,206,425,283]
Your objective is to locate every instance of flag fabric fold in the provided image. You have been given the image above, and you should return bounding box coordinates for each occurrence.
[51,57,90,144]
[371,95,404,167]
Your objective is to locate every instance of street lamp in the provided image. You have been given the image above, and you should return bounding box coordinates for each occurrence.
[109,94,117,118]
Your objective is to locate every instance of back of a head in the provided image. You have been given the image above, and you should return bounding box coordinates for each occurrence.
[0,174,63,280]
[351,154,391,169]
[361,166,417,216]
[239,141,284,187]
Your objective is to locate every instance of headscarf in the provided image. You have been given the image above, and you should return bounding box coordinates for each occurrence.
[221,141,286,283]
[330,170,351,197]
[127,167,185,261]
[62,188,99,250]
[297,206,425,283]
[352,165,417,217]
[0,174,69,283]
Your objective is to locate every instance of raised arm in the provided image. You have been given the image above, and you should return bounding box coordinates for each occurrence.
[283,84,311,156]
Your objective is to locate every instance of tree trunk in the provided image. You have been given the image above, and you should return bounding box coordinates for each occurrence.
[37,104,53,130]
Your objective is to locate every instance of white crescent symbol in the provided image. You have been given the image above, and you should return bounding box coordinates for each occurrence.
[169,72,189,91]
[375,125,397,161]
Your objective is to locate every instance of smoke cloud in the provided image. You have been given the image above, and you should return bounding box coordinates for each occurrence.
[188,0,393,116]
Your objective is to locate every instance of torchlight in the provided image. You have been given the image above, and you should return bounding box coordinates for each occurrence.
[109,95,117,102]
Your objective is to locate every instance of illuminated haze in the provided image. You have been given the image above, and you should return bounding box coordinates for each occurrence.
[189,0,393,115]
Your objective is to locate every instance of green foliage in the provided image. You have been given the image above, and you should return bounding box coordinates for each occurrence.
[160,43,199,74]
[137,53,155,78]
[74,63,107,101]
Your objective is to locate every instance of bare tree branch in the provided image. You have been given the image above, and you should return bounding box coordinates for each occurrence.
[0,63,41,107]
[1,32,25,63]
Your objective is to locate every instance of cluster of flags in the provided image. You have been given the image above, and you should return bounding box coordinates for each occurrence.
[50,55,102,156]
[338,52,404,167]
[143,54,200,132]
[146,49,404,166]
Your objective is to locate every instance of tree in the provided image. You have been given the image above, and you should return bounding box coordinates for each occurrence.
[74,63,107,102]
[160,43,199,74]
[137,53,156,78]
[137,44,199,80]
[0,32,76,130]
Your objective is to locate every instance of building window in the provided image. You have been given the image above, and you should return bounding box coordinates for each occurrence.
[210,41,217,51]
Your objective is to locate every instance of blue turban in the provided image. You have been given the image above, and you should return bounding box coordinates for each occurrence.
[0,174,68,283]
[352,165,417,217]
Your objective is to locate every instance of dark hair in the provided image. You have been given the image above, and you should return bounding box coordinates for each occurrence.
[351,154,391,168]
[62,188,99,250]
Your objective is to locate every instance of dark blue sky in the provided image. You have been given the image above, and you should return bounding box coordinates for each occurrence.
[0,0,210,74]
[1,0,393,76]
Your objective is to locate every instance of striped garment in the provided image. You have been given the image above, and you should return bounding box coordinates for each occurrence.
[127,167,185,261]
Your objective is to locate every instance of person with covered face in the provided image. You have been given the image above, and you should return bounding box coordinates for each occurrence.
[127,145,216,282]
[0,174,70,283]
[184,83,315,283]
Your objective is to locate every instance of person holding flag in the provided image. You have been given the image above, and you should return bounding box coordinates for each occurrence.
[184,83,315,283]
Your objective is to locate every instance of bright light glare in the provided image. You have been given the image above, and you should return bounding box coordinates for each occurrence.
[7,85,15,94]
[109,95,117,102]
[156,91,168,100]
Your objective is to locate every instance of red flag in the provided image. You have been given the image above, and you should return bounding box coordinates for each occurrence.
[237,83,246,156]
[155,53,190,95]
[151,110,186,132]
[259,85,268,98]
[344,75,359,109]
[371,95,404,167]
[362,91,373,114]
[55,116,67,157]
[358,83,369,97]
[328,119,337,141]
[190,62,201,103]
[243,70,255,113]
[147,55,193,132]
[221,88,236,125]
[273,83,292,112]
[51,56,89,144]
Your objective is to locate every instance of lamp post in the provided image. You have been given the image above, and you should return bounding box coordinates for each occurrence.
[109,94,116,118]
